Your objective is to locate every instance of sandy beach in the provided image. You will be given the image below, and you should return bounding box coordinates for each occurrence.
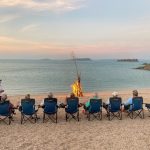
[1,89,150,150]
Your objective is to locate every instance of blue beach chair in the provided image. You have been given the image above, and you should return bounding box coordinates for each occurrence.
[65,98,79,122]
[127,97,144,119]
[20,99,38,124]
[87,99,102,121]
[107,97,122,120]
[43,98,58,123]
[0,101,11,125]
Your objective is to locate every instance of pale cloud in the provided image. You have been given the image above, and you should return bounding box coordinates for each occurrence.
[21,24,39,32]
[0,14,20,23]
[0,0,86,12]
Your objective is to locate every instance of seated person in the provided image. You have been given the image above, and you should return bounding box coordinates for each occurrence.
[84,92,100,111]
[123,90,139,111]
[67,92,79,106]
[61,93,80,108]
[0,93,16,115]
[103,91,119,111]
[19,94,38,112]
[40,92,57,108]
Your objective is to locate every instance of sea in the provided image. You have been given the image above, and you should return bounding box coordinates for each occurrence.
[0,59,150,95]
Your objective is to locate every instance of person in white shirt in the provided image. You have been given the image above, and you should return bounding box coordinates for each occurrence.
[103,91,119,110]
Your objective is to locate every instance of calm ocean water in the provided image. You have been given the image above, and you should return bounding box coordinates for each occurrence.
[0,59,150,95]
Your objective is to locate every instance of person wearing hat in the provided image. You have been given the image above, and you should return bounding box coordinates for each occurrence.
[103,91,119,110]
[124,90,139,111]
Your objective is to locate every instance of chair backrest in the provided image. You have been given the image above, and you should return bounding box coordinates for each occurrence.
[0,101,10,116]
[44,98,57,114]
[132,97,143,111]
[66,98,79,113]
[21,99,35,115]
[89,99,102,113]
[109,97,122,112]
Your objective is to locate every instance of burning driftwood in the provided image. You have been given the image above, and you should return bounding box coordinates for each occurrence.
[71,53,83,97]
[71,76,83,97]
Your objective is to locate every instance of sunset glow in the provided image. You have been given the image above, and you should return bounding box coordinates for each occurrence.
[0,0,150,59]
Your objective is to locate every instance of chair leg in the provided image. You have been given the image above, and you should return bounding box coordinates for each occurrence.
[56,112,57,123]
[77,111,79,122]
[21,114,23,124]
[9,116,11,125]
[142,109,144,119]
[129,111,133,119]
[100,111,102,120]
[97,113,99,120]
[117,111,122,120]
[109,112,111,121]
[35,112,38,123]
[98,112,100,120]
[88,113,90,121]
[66,113,68,122]
[120,111,122,120]
[43,113,45,123]
[132,111,134,119]
[34,116,36,123]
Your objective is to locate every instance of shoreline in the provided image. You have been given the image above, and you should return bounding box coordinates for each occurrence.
[6,87,150,97]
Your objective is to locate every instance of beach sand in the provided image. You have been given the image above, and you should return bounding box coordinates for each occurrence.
[1,89,150,150]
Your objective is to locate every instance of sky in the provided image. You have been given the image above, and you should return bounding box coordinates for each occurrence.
[0,0,150,59]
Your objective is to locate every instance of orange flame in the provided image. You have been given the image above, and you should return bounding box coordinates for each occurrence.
[71,79,83,97]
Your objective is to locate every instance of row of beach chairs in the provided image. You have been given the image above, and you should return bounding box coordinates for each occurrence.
[0,97,149,125]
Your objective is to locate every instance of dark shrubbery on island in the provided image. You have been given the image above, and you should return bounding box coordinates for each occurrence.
[117,59,138,62]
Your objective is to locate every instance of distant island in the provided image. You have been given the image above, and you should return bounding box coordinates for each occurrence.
[136,63,150,71]
[117,59,138,62]
[40,58,92,61]
[67,58,92,61]
[40,58,52,61]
